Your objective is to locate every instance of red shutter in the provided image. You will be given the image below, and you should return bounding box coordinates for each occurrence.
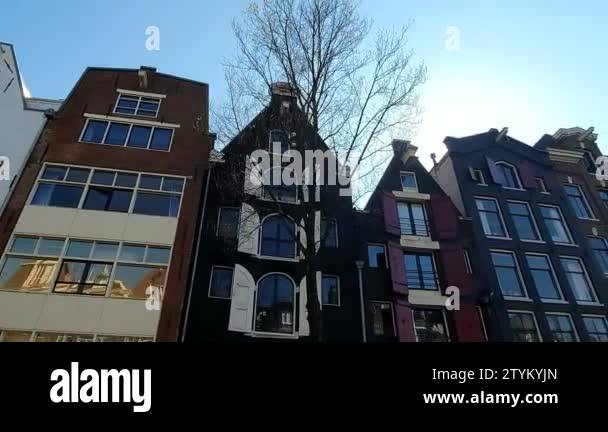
[388,241,407,295]
[519,160,538,189]
[486,156,499,184]
[381,191,400,236]
[449,304,485,342]
[394,299,416,342]
[430,194,459,240]
[439,247,472,295]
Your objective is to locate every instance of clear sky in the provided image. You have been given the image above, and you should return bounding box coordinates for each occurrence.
[3,0,606,167]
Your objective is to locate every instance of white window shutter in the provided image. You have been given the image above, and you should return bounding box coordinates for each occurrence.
[244,155,262,196]
[228,264,256,333]
[238,203,260,255]
[299,276,309,336]
[314,210,321,252]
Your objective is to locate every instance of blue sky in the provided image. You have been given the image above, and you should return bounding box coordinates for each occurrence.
[4,0,606,166]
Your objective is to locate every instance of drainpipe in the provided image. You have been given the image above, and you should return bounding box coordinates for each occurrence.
[180,161,214,341]
[355,260,367,342]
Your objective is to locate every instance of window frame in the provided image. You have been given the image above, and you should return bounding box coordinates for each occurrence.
[507,310,542,342]
[253,272,297,337]
[581,314,608,342]
[545,312,580,342]
[538,204,575,246]
[494,161,523,190]
[475,196,510,239]
[367,243,388,269]
[79,117,174,152]
[320,217,339,248]
[598,190,608,208]
[463,249,473,274]
[490,249,529,300]
[113,92,162,118]
[404,252,440,291]
[563,183,596,220]
[397,201,429,236]
[400,171,418,192]
[507,200,543,243]
[369,301,397,338]
[472,168,487,186]
[207,265,234,300]
[216,207,241,240]
[258,214,298,261]
[588,236,608,276]
[412,308,451,342]
[524,252,565,302]
[535,177,549,194]
[559,255,599,305]
[321,274,340,307]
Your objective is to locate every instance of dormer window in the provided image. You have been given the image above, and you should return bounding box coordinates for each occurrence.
[114,93,161,117]
[495,162,522,189]
[400,172,418,191]
[469,168,486,185]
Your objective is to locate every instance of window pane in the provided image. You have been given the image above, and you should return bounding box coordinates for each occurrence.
[413,309,448,342]
[10,237,38,254]
[104,123,130,146]
[137,99,160,116]
[149,128,172,151]
[91,170,115,185]
[322,276,339,305]
[218,208,239,239]
[34,332,65,342]
[66,240,93,258]
[260,216,295,258]
[82,120,108,143]
[133,193,180,217]
[162,177,184,193]
[54,260,111,296]
[209,268,233,298]
[92,242,119,260]
[564,185,592,219]
[111,265,166,299]
[368,245,385,268]
[146,247,171,264]
[127,126,151,148]
[255,274,294,334]
[561,258,594,302]
[66,168,90,183]
[83,187,132,213]
[401,173,417,190]
[492,252,525,297]
[526,255,560,299]
[120,245,146,262]
[42,166,67,180]
[547,314,577,342]
[34,184,84,208]
[0,256,58,293]
[508,312,540,342]
[321,219,338,247]
[1,331,32,342]
[38,238,65,256]
[508,202,539,241]
[540,206,571,243]
[371,303,395,338]
[115,173,137,188]
[583,317,608,342]
[139,175,163,190]
[115,96,138,114]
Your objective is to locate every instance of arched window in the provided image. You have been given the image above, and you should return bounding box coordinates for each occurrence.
[495,162,522,189]
[260,215,296,258]
[255,274,295,334]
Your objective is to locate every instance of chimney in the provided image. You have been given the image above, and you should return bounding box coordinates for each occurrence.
[391,139,418,164]
[138,66,156,89]
[270,82,298,98]
[430,153,437,167]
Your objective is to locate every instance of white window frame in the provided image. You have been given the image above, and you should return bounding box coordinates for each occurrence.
[507,200,543,243]
[490,249,530,301]
[563,183,596,220]
[253,272,297,337]
[207,265,234,300]
[412,308,451,342]
[113,92,162,118]
[216,207,241,238]
[524,252,566,303]
[559,255,599,305]
[588,236,608,276]
[544,312,580,342]
[495,161,523,190]
[400,171,418,192]
[507,310,543,342]
[321,274,341,307]
[79,117,174,152]
[29,163,186,219]
[367,243,388,268]
[398,201,430,237]
[475,196,510,240]
[538,204,576,246]
[581,314,608,341]
[257,214,299,262]
[370,301,396,337]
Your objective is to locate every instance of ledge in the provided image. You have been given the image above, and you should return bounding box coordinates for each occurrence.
[408,289,447,306]
[392,190,431,202]
[400,235,440,250]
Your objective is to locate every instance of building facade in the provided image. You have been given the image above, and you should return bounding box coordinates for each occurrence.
[432,128,608,342]
[0,42,62,209]
[0,66,213,342]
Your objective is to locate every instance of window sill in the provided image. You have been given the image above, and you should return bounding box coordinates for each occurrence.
[257,197,300,205]
[255,255,299,263]
[501,187,525,191]
[503,296,533,302]
[80,140,172,153]
[486,236,512,241]
[520,239,546,244]
[576,301,603,307]
[541,299,568,304]
[576,217,600,222]
[246,331,299,340]
[553,242,579,247]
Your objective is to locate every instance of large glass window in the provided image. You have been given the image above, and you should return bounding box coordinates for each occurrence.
[508,311,541,342]
[398,202,429,236]
[564,184,594,219]
[583,316,608,342]
[525,254,562,300]
[217,207,240,240]
[114,94,161,117]
[491,251,527,298]
[476,197,508,238]
[81,120,108,143]
[495,162,522,189]
[255,274,295,334]
[31,164,184,218]
[508,201,541,241]
[413,309,449,342]
[260,215,296,259]
[539,205,573,244]
[54,260,112,295]
[321,275,339,306]
[589,237,608,275]
[404,253,438,290]
[546,314,578,342]
[80,119,172,151]
[320,218,338,248]
[208,267,233,299]
[111,265,166,300]
[367,244,386,268]
[560,257,597,303]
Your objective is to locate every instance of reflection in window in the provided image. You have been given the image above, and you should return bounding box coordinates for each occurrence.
[83,187,133,212]
[494,162,522,189]
[539,206,573,244]
[476,198,508,238]
[525,254,562,300]
[0,257,58,293]
[400,172,417,191]
[53,260,112,296]
[491,251,526,298]
[133,192,180,217]
[398,202,428,236]
[255,274,295,334]
[404,254,438,290]
[217,207,240,240]
[583,316,608,342]
[564,184,594,219]
[507,201,540,241]
[546,314,578,342]
[31,183,84,208]
[367,244,386,268]
[111,265,166,299]
[321,218,338,248]
[413,309,449,342]
[260,215,296,259]
[322,275,339,306]
[508,311,540,342]
[560,257,597,303]
[209,267,233,299]
[0,330,32,342]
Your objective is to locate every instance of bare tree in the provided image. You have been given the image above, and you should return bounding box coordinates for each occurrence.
[213,0,426,341]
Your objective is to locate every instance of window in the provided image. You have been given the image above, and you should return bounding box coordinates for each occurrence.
[398,202,429,236]
[255,274,295,334]
[508,311,541,342]
[582,316,608,342]
[539,205,573,244]
[31,164,184,218]
[321,275,340,306]
[564,184,594,219]
[507,201,541,241]
[269,130,289,154]
[495,162,522,189]
[413,309,449,342]
[114,94,161,117]
[589,237,608,275]
[0,330,33,342]
[260,215,296,259]
[208,267,234,299]
[560,257,597,303]
[470,168,486,185]
[404,253,438,290]
[546,314,578,342]
[464,250,472,274]
[599,190,608,208]
[370,302,395,338]
[475,197,508,238]
[491,251,527,298]
[368,244,386,268]
[217,207,240,240]
[0,237,169,298]
[535,177,548,193]
[80,119,173,151]
[400,172,418,191]
[320,218,338,248]
[525,254,563,300]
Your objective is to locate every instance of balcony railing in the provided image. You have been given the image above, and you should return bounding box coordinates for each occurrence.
[399,217,430,237]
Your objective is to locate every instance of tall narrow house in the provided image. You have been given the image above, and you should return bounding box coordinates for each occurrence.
[0,66,213,342]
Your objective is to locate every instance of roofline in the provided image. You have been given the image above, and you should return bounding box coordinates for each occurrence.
[85,66,209,87]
